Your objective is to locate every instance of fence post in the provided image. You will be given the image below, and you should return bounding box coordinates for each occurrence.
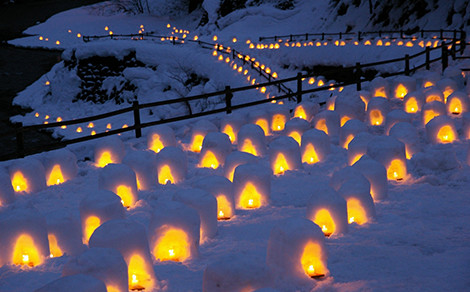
[358,31,361,41]
[400,30,404,39]
[405,54,410,76]
[339,32,342,39]
[420,30,424,38]
[440,29,443,40]
[451,37,456,60]
[425,47,430,70]
[225,86,232,114]
[296,72,302,104]
[133,101,142,138]
[322,33,325,41]
[274,36,277,42]
[290,34,293,42]
[441,44,448,72]
[15,123,24,158]
[461,30,467,54]
[356,62,362,91]
[305,33,309,41]
[379,30,382,38]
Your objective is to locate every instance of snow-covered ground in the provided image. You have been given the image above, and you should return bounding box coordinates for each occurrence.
[1,1,470,291]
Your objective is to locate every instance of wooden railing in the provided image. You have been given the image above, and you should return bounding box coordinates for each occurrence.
[2,31,467,161]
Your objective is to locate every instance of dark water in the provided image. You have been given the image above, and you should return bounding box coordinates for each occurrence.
[0,0,102,159]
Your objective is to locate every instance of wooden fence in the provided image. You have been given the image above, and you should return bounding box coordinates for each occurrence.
[2,30,467,161]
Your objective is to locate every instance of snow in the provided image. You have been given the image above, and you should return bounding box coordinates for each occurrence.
[237,123,268,157]
[1,0,470,291]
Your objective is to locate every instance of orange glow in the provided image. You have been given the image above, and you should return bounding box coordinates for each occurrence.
[199,150,219,169]
[347,198,368,225]
[271,114,286,131]
[405,97,419,113]
[158,165,174,185]
[364,40,371,45]
[369,109,384,126]
[116,185,134,208]
[212,35,218,41]
[373,87,387,98]
[302,144,319,164]
[308,77,315,85]
[239,182,262,209]
[288,131,302,145]
[11,171,28,193]
[317,80,324,87]
[405,41,413,47]
[12,234,42,267]
[240,138,258,156]
[255,118,269,135]
[300,242,326,278]
[46,164,65,186]
[149,134,164,153]
[48,234,63,258]
[273,153,289,175]
[343,134,354,149]
[426,94,442,103]
[397,40,403,46]
[83,216,100,244]
[191,134,205,153]
[437,125,456,143]
[349,153,364,166]
[128,254,153,291]
[76,127,82,133]
[395,84,408,99]
[315,119,328,135]
[423,81,434,88]
[423,109,440,125]
[294,106,307,120]
[387,159,406,181]
[313,209,335,237]
[222,124,236,143]
[449,98,462,115]
[96,151,114,168]
[327,102,335,111]
[376,39,383,46]
[216,195,232,220]
[340,116,351,127]
[442,87,454,102]
[154,229,190,262]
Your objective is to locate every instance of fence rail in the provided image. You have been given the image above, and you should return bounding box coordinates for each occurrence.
[2,30,468,161]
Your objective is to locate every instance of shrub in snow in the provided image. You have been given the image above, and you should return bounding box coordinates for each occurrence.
[306,186,348,236]
[35,274,107,292]
[173,188,217,243]
[237,124,267,157]
[446,91,470,116]
[293,101,319,122]
[0,171,15,206]
[384,109,411,135]
[369,77,390,99]
[223,151,258,182]
[189,119,218,153]
[423,87,445,103]
[339,119,367,149]
[352,156,388,201]
[366,135,407,181]
[269,136,302,175]
[334,92,366,124]
[331,167,375,225]
[301,128,331,165]
[389,122,421,159]
[122,150,157,191]
[347,132,374,166]
[198,132,232,169]
[41,148,78,187]
[422,100,447,125]
[233,163,271,209]
[425,115,458,144]
[155,146,187,184]
[266,217,329,285]
[313,110,340,140]
[436,78,459,102]
[98,163,138,208]
[392,76,417,99]
[285,118,311,145]
[248,109,271,136]
[9,157,46,194]
[89,219,157,291]
[0,203,49,267]
[146,125,177,154]
[202,252,272,292]
[45,211,84,257]
[367,97,390,126]
[62,247,128,292]
[220,112,245,144]
[268,104,290,132]
[79,190,125,244]
[403,91,426,114]
[149,200,200,262]
[193,176,235,220]
[94,136,125,168]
